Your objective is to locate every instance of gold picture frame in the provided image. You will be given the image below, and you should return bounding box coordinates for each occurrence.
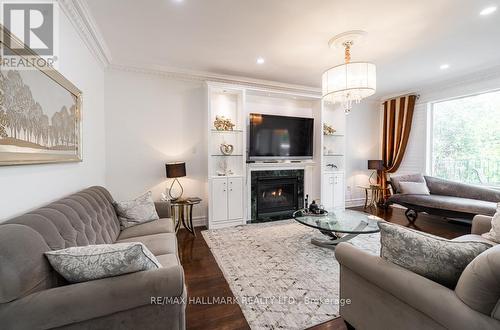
[0,24,82,166]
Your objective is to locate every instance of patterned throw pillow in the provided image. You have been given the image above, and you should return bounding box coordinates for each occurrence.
[378,222,492,288]
[114,191,160,229]
[482,203,500,243]
[45,242,161,283]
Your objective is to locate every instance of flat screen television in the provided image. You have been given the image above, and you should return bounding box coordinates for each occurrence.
[248,113,314,161]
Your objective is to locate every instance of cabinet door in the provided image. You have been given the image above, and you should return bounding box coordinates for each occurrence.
[333,173,345,209]
[227,177,243,220]
[211,178,228,222]
[322,173,334,211]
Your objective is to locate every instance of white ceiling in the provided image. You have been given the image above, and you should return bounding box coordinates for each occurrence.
[86,0,500,96]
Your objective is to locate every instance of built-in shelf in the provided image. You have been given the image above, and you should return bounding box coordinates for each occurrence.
[324,134,345,137]
[324,154,344,156]
[210,154,244,157]
[211,175,244,179]
[211,129,243,133]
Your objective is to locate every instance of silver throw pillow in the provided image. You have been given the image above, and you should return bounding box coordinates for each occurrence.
[114,191,160,229]
[45,242,162,283]
[379,222,492,288]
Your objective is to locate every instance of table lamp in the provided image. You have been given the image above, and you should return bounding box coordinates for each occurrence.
[368,160,384,185]
[166,162,186,200]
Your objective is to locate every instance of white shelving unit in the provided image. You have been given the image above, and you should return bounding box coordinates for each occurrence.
[207,83,246,229]
[206,81,346,228]
[320,101,346,211]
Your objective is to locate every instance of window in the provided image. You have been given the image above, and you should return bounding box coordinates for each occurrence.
[430,90,500,187]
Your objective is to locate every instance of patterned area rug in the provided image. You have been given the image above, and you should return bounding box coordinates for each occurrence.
[202,220,380,330]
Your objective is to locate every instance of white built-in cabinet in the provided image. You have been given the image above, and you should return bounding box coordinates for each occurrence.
[206,81,347,229]
[322,171,345,211]
[207,83,246,229]
[211,177,244,223]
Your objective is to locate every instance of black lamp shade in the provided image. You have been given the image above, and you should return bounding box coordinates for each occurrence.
[368,160,384,170]
[166,162,186,178]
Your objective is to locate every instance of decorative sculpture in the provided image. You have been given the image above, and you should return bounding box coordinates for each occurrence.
[214,116,235,131]
[323,123,337,136]
[220,143,234,155]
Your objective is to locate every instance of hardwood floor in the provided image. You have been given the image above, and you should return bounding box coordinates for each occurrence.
[177,206,471,330]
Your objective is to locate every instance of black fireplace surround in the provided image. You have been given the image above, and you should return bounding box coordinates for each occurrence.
[250,170,304,222]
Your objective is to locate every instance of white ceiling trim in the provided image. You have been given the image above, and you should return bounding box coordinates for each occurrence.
[378,64,500,103]
[108,63,322,95]
[59,0,112,68]
[59,0,320,95]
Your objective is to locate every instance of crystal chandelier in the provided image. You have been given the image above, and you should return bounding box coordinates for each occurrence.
[322,31,376,114]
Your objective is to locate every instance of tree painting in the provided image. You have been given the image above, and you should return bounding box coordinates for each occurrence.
[0,69,78,151]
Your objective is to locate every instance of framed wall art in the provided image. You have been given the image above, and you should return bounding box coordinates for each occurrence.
[0,25,82,166]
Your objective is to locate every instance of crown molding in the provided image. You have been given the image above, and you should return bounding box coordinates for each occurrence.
[378,64,500,103]
[108,63,322,95]
[59,0,112,68]
[57,0,317,95]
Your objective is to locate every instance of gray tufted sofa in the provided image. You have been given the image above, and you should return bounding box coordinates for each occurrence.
[0,186,186,330]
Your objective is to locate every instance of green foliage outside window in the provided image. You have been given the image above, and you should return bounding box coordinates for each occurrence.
[432,90,500,186]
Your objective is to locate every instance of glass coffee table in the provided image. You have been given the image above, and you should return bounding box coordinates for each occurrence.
[293,209,382,249]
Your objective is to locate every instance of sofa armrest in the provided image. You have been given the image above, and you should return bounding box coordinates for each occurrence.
[335,243,497,329]
[155,201,171,218]
[0,265,184,330]
[471,215,492,235]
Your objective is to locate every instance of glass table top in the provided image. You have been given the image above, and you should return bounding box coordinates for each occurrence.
[293,209,382,234]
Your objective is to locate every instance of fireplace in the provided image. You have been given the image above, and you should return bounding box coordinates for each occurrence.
[251,170,304,222]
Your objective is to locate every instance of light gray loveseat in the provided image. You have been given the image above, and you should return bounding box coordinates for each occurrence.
[336,215,500,330]
[0,186,186,330]
[386,174,500,222]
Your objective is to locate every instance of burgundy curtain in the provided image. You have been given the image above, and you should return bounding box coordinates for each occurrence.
[381,94,417,195]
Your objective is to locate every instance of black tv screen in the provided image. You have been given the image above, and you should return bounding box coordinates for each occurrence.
[248,114,314,160]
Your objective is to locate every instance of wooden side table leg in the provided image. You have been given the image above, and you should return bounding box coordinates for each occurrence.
[171,205,181,233]
[364,189,368,209]
[189,204,196,236]
[180,205,195,236]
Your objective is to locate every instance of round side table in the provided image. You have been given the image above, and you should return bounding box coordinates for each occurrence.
[170,198,202,236]
[357,185,389,209]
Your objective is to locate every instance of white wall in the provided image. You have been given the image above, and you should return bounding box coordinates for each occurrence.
[345,101,381,205]
[104,69,208,223]
[396,70,500,176]
[0,12,106,221]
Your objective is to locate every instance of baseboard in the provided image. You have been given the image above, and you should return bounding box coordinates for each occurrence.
[345,198,365,208]
[192,216,207,227]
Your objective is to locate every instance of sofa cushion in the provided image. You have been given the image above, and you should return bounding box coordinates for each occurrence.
[118,218,175,240]
[45,242,161,283]
[379,222,492,288]
[453,234,498,245]
[482,203,500,243]
[114,191,160,229]
[390,173,426,193]
[156,253,181,269]
[455,245,500,316]
[387,194,497,216]
[117,233,178,256]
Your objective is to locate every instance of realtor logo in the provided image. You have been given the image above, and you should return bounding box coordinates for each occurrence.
[1,1,59,68]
